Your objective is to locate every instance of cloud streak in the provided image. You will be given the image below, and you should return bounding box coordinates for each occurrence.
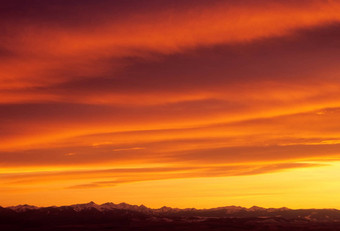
[1,0,340,208]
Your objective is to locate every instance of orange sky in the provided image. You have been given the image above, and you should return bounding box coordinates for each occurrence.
[1,0,340,209]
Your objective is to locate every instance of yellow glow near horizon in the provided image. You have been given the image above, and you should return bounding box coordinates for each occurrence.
[2,162,340,209]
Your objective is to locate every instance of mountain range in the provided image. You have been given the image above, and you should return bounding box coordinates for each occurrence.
[2,202,340,230]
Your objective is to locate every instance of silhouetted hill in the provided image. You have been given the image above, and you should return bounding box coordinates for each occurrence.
[2,202,340,230]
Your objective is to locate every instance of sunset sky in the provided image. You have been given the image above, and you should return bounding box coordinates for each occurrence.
[1,0,340,209]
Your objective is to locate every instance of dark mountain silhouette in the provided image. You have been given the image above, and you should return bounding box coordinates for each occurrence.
[2,202,340,230]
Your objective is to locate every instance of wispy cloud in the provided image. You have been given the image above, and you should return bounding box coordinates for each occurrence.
[1,0,340,208]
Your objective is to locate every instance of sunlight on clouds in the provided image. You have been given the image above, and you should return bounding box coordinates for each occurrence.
[1,0,340,208]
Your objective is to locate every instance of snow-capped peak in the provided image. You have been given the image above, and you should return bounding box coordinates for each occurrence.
[8,204,39,212]
[70,201,101,212]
